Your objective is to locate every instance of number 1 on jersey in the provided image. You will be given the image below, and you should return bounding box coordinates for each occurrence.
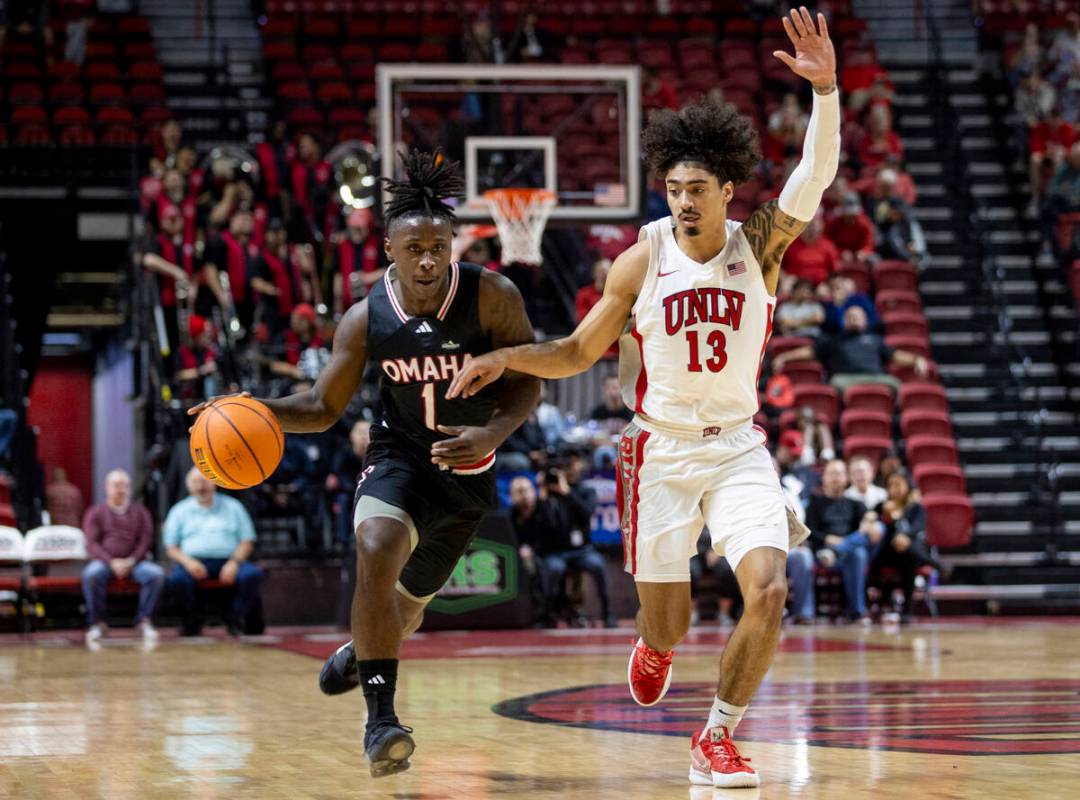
[420,382,437,430]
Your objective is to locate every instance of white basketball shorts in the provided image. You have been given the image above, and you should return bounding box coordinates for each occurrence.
[616,417,788,582]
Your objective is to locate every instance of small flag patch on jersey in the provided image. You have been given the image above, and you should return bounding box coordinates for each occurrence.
[594,183,627,206]
[727,260,747,276]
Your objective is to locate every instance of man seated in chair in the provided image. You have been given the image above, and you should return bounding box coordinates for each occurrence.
[164,468,265,636]
[81,469,164,649]
[510,470,616,628]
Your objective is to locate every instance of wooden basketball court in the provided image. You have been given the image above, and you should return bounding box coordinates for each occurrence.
[2,619,1078,799]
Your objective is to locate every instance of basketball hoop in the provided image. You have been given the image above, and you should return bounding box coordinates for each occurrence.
[483,188,556,266]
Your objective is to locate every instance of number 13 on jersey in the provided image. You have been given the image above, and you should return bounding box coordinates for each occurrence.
[685,329,728,373]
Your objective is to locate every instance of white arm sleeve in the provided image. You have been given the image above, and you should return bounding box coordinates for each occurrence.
[778,88,842,222]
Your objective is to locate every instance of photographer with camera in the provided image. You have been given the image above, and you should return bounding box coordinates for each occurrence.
[509,468,616,628]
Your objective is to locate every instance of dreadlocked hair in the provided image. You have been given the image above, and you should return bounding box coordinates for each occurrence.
[641,99,761,186]
[381,149,465,229]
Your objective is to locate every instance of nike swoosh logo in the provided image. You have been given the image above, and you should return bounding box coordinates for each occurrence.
[658,270,678,277]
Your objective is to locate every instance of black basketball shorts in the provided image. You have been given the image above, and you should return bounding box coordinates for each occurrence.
[351,425,496,601]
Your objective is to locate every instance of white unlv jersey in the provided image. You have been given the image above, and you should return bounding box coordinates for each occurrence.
[618,216,775,438]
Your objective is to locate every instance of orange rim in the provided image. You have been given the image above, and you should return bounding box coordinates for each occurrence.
[483,188,557,220]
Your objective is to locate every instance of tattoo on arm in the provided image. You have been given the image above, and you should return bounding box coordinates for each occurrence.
[742,199,810,289]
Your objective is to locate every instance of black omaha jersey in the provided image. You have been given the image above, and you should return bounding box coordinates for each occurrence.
[365,261,501,464]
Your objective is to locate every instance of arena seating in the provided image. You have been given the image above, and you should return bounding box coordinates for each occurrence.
[0,4,169,148]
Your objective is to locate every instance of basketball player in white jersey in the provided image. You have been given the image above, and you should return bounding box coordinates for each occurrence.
[448,7,839,788]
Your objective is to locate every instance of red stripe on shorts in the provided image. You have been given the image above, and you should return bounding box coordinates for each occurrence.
[630,431,649,574]
[617,427,650,575]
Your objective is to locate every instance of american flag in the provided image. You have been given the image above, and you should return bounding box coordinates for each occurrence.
[594,182,627,206]
[727,260,747,276]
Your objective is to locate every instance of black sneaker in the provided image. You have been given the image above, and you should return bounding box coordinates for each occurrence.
[319,639,360,695]
[364,721,415,778]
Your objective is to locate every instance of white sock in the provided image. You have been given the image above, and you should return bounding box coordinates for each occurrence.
[707,697,747,734]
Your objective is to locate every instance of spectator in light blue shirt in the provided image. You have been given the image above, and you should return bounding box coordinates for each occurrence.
[164,468,265,636]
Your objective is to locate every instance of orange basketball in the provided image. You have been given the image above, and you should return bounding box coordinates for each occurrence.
[189,396,284,490]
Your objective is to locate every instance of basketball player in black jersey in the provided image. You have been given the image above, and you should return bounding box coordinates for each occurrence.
[192,151,539,777]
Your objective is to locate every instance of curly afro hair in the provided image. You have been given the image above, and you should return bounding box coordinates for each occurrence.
[381,149,465,229]
[641,99,761,186]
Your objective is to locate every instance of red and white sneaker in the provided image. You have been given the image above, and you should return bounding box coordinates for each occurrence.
[627,637,674,706]
[689,726,759,788]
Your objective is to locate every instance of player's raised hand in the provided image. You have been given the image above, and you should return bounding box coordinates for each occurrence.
[773,7,836,89]
[445,351,509,399]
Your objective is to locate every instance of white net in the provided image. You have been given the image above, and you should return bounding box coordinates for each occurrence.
[483,189,556,266]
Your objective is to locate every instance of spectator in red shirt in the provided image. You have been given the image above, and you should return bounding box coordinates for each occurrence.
[333,208,385,314]
[857,105,904,168]
[176,315,220,401]
[853,157,917,207]
[80,469,164,649]
[271,303,328,380]
[1029,107,1076,209]
[576,259,618,359]
[781,212,839,289]
[826,193,877,264]
[643,67,679,112]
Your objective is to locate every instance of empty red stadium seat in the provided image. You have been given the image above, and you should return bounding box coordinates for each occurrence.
[9,82,43,105]
[100,124,138,146]
[48,60,81,81]
[141,106,174,125]
[309,61,345,81]
[840,410,892,439]
[124,42,157,61]
[59,125,96,146]
[768,335,813,357]
[272,62,306,82]
[13,121,52,144]
[11,106,47,126]
[873,259,918,292]
[341,43,375,62]
[792,384,840,426]
[97,106,136,125]
[382,18,421,38]
[129,61,165,82]
[279,81,313,103]
[118,16,152,38]
[876,289,923,315]
[304,17,339,39]
[885,335,931,359]
[900,410,953,440]
[49,81,85,105]
[86,42,118,61]
[912,464,966,496]
[778,360,825,386]
[328,107,367,127]
[898,382,948,413]
[883,311,929,340]
[130,83,167,105]
[51,106,89,126]
[889,359,940,384]
[90,82,126,105]
[905,435,959,468]
[317,82,353,104]
[287,106,324,128]
[346,18,380,38]
[416,43,449,61]
[842,384,895,417]
[263,41,297,61]
[924,495,974,548]
[4,61,41,79]
[85,62,122,81]
[842,435,893,468]
[377,43,415,61]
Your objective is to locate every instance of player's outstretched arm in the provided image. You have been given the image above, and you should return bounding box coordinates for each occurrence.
[745,6,840,294]
[445,241,648,400]
[261,301,369,432]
